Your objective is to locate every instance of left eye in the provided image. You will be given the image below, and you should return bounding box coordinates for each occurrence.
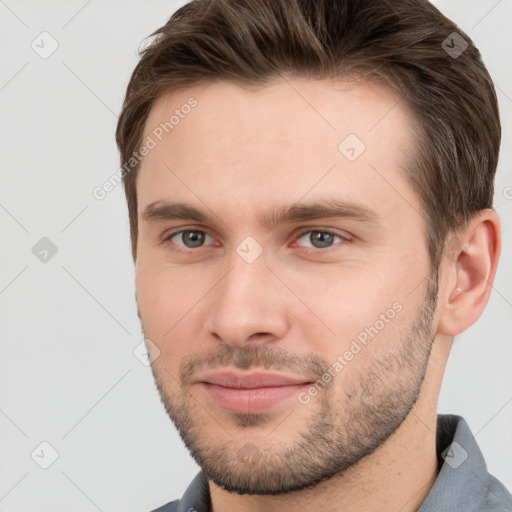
[295,230,346,249]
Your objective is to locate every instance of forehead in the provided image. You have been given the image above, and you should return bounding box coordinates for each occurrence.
[142,76,413,148]
[136,77,421,229]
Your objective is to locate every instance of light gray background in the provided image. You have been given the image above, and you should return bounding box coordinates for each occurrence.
[0,1,511,511]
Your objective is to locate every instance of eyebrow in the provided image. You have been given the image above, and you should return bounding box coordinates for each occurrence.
[141,199,380,229]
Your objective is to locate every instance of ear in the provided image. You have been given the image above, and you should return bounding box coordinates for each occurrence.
[437,209,501,336]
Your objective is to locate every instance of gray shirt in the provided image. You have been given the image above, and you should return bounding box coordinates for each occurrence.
[151,414,512,511]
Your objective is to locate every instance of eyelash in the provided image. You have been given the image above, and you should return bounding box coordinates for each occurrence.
[162,227,350,252]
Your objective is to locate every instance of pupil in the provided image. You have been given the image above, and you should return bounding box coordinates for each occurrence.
[311,231,333,248]
[184,230,204,247]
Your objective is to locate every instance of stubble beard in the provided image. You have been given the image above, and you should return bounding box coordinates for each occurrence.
[146,276,438,495]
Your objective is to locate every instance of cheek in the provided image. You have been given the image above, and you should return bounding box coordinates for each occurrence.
[285,263,388,322]
[285,262,412,360]
[136,268,210,382]
[136,264,204,341]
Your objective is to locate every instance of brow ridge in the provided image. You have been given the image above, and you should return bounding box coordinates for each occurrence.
[141,199,380,229]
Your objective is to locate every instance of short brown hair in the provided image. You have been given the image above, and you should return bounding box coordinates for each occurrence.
[116,0,500,265]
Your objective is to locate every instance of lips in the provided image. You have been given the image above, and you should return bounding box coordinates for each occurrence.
[198,370,312,389]
[195,370,313,414]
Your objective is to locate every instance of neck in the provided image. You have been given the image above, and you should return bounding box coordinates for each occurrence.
[208,336,451,512]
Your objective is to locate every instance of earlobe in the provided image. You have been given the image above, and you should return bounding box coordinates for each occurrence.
[437,209,501,337]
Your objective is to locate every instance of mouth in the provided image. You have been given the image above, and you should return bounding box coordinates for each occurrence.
[195,370,313,414]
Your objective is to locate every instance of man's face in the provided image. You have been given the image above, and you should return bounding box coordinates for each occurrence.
[135,78,438,494]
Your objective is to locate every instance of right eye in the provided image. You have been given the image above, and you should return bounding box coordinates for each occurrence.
[164,229,216,250]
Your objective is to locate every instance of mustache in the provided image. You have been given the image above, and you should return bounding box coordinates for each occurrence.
[138,301,332,386]
[179,344,330,386]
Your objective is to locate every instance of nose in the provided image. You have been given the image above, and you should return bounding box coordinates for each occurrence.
[204,250,289,347]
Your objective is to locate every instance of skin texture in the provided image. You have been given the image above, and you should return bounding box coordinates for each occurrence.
[134,78,500,512]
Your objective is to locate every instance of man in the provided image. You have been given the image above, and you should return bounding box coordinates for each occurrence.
[116,0,512,510]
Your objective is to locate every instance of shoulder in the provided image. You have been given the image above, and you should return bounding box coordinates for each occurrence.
[150,499,180,512]
[148,471,210,512]
[482,476,512,511]
[426,414,512,511]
